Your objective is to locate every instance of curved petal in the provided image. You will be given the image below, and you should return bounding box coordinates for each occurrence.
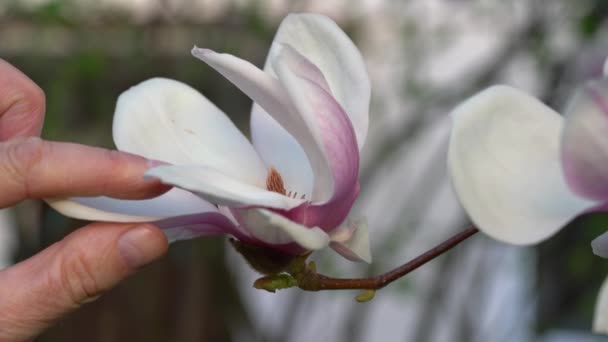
[249,13,370,202]
[329,217,372,263]
[46,188,215,222]
[594,275,608,335]
[274,47,359,205]
[268,13,370,149]
[155,212,252,243]
[562,80,608,201]
[113,77,266,185]
[192,47,334,203]
[192,48,316,199]
[191,48,293,125]
[235,208,330,250]
[281,182,359,234]
[592,231,608,258]
[145,165,304,209]
[448,85,595,245]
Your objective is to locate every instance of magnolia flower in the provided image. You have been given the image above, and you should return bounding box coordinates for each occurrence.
[47,13,372,263]
[447,79,608,333]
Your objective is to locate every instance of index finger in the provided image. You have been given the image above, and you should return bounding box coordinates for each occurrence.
[0,137,169,207]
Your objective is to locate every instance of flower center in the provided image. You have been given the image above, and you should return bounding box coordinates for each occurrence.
[266,167,306,199]
[266,167,286,195]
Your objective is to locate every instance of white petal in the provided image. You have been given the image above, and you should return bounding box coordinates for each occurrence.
[113,77,266,185]
[448,85,595,245]
[250,13,369,199]
[191,47,293,125]
[268,13,370,149]
[192,47,334,203]
[329,217,372,263]
[237,208,330,250]
[146,165,304,209]
[250,107,314,198]
[562,80,608,201]
[274,48,359,203]
[46,188,215,222]
[594,275,608,335]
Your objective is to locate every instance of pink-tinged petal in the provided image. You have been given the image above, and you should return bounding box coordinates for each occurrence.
[191,47,293,125]
[113,77,266,185]
[195,45,314,197]
[274,47,359,206]
[46,188,215,222]
[145,165,304,209]
[155,212,252,243]
[329,217,372,263]
[594,275,608,335]
[283,182,359,233]
[592,231,608,258]
[192,47,333,203]
[269,13,370,149]
[561,79,608,201]
[448,85,595,245]
[234,208,330,250]
[250,13,369,197]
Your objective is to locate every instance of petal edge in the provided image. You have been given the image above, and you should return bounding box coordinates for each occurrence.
[448,85,594,245]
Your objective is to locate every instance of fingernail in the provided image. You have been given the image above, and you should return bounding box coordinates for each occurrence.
[147,159,169,168]
[118,226,167,269]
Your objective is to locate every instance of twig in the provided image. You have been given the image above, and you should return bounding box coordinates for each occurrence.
[251,226,479,300]
[299,226,478,291]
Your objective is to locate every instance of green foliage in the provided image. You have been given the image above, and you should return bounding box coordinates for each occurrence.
[579,0,608,38]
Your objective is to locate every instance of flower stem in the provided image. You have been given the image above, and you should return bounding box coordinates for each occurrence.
[252,226,479,300]
[295,226,479,292]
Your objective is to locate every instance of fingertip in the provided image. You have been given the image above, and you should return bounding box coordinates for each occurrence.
[104,149,172,199]
[118,224,168,270]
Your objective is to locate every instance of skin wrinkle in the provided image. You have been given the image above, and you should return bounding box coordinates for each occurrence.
[0,223,167,340]
[0,59,46,139]
[1,136,46,205]
[0,241,64,336]
[2,98,45,138]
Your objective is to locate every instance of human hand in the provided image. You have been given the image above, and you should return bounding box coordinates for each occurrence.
[0,59,170,341]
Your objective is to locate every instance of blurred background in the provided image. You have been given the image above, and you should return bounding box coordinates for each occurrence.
[2,0,608,341]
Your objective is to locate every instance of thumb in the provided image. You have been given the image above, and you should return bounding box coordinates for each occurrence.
[0,222,168,341]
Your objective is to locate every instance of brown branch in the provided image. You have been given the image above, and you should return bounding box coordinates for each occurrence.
[295,226,479,292]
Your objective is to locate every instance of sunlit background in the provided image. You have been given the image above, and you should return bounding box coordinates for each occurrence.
[2,0,608,341]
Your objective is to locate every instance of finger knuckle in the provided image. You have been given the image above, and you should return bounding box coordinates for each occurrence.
[2,137,46,196]
[53,243,103,305]
[21,83,46,119]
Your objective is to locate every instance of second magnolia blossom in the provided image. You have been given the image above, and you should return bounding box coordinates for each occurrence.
[447,79,608,333]
[47,13,371,263]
